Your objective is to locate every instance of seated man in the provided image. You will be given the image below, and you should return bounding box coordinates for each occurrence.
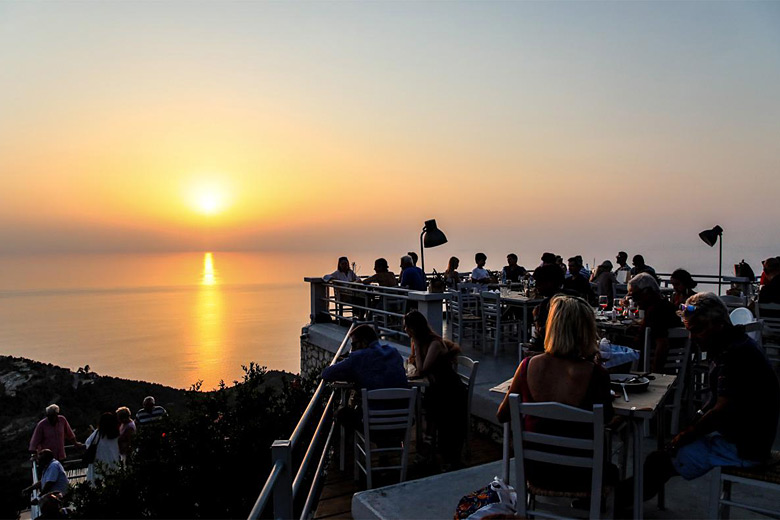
[614,251,631,284]
[25,449,69,500]
[639,292,779,501]
[629,254,659,281]
[758,256,780,304]
[563,256,595,304]
[321,325,408,427]
[362,258,397,287]
[627,273,681,372]
[399,255,426,291]
[501,253,527,284]
[471,252,495,286]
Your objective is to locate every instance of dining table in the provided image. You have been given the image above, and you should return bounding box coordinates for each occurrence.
[495,290,544,343]
[490,372,677,520]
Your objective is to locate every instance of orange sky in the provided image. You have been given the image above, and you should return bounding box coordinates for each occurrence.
[1,1,779,264]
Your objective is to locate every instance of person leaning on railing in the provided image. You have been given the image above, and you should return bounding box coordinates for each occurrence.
[321,324,408,428]
[29,404,82,461]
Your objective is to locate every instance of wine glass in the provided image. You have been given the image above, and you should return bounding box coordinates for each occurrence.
[613,298,624,322]
[598,295,608,316]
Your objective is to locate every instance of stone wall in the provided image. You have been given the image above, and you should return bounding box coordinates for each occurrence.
[300,332,331,381]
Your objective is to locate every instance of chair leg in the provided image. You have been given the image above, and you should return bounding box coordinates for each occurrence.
[709,467,722,519]
[365,444,373,489]
[605,489,616,519]
[722,479,732,520]
[353,436,359,482]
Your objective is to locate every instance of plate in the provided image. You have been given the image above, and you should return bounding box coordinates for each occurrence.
[610,373,650,393]
[730,307,753,325]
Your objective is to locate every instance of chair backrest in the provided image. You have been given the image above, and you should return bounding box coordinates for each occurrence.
[643,326,691,375]
[456,356,479,407]
[757,303,780,340]
[508,395,606,519]
[360,387,417,448]
[743,320,764,349]
[720,294,748,312]
[480,291,501,325]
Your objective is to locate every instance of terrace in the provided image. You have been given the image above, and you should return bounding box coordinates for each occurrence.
[249,272,779,520]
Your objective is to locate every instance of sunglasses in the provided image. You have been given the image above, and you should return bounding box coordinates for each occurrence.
[678,304,697,316]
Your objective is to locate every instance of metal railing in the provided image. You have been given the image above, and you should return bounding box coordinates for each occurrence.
[248,323,356,520]
[305,277,450,339]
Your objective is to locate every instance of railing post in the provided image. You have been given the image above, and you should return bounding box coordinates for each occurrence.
[305,277,327,324]
[409,291,449,337]
[272,440,293,520]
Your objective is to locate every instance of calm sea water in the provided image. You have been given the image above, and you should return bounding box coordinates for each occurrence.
[0,247,770,389]
[0,252,340,389]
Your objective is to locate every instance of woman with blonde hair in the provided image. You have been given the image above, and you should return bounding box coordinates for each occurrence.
[496,295,615,491]
[444,256,460,289]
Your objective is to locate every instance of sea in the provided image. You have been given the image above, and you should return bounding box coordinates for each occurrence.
[0,248,770,389]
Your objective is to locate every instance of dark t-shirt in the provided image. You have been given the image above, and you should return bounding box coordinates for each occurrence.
[707,327,780,461]
[563,274,595,304]
[758,276,780,304]
[400,266,426,291]
[321,342,408,390]
[502,265,527,283]
[637,297,682,353]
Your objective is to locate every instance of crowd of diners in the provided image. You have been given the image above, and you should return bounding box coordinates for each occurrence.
[322,250,780,509]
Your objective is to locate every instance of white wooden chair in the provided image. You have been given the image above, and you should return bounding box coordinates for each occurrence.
[507,396,615,519]
[709,451,780,519]
[354,387,417,489]
[456,356,479,459]
[643,327,691,435]
[481,291,520,357]
[448,288,482,347]
[756,303,780,366]
[719,295,748,313]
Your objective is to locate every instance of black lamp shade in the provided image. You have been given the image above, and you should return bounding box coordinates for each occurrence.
[422,219,447,248]
[699,225,723,247]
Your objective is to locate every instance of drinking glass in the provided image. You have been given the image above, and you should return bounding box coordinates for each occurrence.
[598,295,608,316]
[613,298,624,322]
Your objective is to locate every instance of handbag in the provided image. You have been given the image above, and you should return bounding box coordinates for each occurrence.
[83,431,101,464]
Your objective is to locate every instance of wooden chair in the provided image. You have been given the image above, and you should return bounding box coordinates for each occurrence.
[507,396,615,519]
[448,288,482,347]
[643,327,691,435]
[354,387,417,489]
[456,356,479,459]
[709,451,780,519]
[481,291,520,357]
[756,303,780,366]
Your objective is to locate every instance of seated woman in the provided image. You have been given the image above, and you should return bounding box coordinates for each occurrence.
[670,268,697,307]
[444,256,460,289]
[590,260,617,309]
[497,295,615,491]
[405,310,467,469]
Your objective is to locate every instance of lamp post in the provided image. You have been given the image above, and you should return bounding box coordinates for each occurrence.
[419,219,447,274]
[699,225,724,295]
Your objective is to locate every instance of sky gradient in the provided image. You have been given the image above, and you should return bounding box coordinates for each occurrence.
[1,1,779,269]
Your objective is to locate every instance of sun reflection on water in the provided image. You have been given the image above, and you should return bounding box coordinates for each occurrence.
[194,252,224,385]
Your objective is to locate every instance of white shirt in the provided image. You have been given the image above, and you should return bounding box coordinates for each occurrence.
[324,269,359,282]
[85,430,122,482]
[471,267,490,282]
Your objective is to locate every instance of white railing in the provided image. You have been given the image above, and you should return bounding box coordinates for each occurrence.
[304,277,450,338]
[248,323,356,520]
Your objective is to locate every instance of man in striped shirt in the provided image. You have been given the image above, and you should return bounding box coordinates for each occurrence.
[135,396,167,426]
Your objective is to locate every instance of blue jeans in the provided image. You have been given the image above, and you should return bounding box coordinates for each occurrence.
[673,432,761,480]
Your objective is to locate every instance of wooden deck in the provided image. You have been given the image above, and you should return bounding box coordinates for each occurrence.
[313,433,503,520]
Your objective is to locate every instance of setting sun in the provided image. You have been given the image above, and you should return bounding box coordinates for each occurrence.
[189,180,230,216]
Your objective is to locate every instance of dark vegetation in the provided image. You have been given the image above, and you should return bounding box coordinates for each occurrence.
[0,356,316,519]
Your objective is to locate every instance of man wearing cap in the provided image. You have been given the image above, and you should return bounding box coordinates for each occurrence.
[638,292,779,502]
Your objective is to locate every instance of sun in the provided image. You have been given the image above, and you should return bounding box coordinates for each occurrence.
[189,180,230,216]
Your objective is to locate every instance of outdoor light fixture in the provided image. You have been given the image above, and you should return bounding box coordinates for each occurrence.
[699,225,724,295]
[419,219,447,274]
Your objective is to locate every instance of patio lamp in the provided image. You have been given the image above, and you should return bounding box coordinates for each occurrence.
[419,219,447,274]
[699,225,723,295]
